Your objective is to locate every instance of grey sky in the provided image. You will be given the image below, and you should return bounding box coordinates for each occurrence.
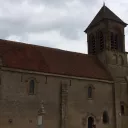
[0,0,128,53]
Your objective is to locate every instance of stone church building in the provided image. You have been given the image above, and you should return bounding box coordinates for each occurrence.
[0,4,128,128]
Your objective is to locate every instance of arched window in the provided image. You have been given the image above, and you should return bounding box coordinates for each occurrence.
[88,86,92,98]
[99,31,104,51]
[29,80,35,95]
[92,35,96,54]
[103,111,109,124]
[88,117,94,128]
[118,55,123,65]
[121,104,125,115]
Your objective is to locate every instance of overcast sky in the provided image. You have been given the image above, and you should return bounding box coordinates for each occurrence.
[0,0,128,54]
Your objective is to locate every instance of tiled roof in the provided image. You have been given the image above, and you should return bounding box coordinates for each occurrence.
[0,39,112,81]
[85,5,127,32]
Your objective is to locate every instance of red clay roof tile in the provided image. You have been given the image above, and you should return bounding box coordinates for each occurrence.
[0,39,112,81]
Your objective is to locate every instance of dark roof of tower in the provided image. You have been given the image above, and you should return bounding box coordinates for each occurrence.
[85,5,127,32]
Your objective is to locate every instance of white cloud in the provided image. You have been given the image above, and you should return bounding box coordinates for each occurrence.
[0,0,128,53]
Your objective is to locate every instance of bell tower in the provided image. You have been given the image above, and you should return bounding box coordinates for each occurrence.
[84,5,127,55]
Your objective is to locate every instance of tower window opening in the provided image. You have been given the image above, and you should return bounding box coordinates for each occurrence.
[92,36,96,54]
[99,31,104,51]
[111,32,118,50]
[114,34,118,49]
[111,32,114,50]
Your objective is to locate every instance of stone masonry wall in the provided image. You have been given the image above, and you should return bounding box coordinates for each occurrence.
[0,69,114,128]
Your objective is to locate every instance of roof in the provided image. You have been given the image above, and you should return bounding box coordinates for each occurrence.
[85,5,127,32]
[0,39,112,81]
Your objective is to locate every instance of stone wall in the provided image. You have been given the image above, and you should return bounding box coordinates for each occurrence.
[0,68,114,128]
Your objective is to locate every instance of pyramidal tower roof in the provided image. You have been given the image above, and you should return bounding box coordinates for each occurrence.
[85,5,127,32]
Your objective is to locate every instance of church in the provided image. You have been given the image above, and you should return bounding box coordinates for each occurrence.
[0,4,128,128]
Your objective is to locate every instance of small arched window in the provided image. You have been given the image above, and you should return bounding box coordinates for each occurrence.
[88,86,92,98]
[29,80,35,95]
[121,104,125,115]
[88,117,94,128]
[103,111,109,124]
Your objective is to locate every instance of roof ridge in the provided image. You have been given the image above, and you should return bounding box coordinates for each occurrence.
[85,5,127,32]
[0,38,94,57]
